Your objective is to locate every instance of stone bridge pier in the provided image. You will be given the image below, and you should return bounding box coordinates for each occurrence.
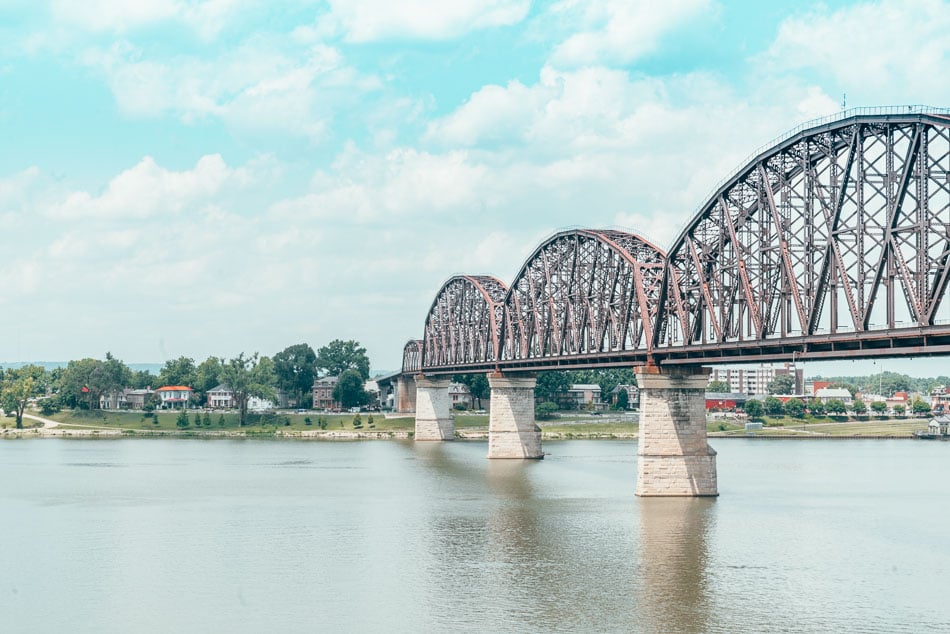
[396,374,417,413]
[488,373,542,459]
[635,364,717,497]
[414,375,454,441]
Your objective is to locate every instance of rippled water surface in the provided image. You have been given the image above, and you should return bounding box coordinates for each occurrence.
[1,438,948,632]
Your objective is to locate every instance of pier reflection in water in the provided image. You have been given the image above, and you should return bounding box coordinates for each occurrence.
[636,498,714,633]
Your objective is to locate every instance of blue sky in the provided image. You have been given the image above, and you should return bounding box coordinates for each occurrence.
[1,0,950,376]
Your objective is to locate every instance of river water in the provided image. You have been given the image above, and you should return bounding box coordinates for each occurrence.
[1,438,948,633]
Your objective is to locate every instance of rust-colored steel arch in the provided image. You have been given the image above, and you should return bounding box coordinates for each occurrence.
[654,111,950,361]
[423,275,508,369]
[401,339,423,374]
[501,229,665,363]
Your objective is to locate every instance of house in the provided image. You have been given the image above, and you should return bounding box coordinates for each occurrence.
[155,386,193,409]
[705,392,748,411]
[99,388,154,410]
[207,384,274,411]
[100,390,128,410]
[815,387,853,405]
[566,383,603,409]
[207,384,235,409]
[313,376,341,411]
[609,384,639,409]
[931,386,950,414]
[448,382,473,409]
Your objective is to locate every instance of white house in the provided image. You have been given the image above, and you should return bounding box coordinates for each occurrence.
[207,384,234,409]
[815,387,853,405]
[155,386,193,409]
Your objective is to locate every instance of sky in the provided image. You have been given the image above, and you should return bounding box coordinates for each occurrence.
[2,0,950,376]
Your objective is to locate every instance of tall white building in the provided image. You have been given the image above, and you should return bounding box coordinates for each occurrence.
[709,363,803,395]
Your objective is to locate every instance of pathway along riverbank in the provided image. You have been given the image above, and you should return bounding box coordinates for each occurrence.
[0,413,931,440]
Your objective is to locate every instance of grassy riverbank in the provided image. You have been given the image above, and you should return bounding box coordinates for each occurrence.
[7,409,932,439]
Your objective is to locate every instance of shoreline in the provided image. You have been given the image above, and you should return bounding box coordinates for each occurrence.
[0,427,928,440]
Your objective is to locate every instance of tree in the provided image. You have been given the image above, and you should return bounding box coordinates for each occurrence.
[893,404,906,416]
[870,400,887,415]
[1,368,40,429]
[59,355,130,410]
[194,357,223,407]
[784,398,806,418]
[852,398,867,415]
[912,398,931,415]
[158,357,197,388]
[316,340,370,380]
[129,369,156,390]
[453,373,489,409]
[274,343,318,407]
[768,374,795,395]
[333,369,368,408]
[764,396,785,416]
[743,399,763,419]
[218,353,276,427]
[614,388,629,410]
[535,402,559,420]
[826,399,847,416]
[176,409,190,428]
[535,371,571,404]
[808,398,825,416]
[706,380,731,393]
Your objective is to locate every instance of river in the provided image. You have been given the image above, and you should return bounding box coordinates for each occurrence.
[1,438,948,632]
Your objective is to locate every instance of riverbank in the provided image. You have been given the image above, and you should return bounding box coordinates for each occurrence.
[0,411,931,440]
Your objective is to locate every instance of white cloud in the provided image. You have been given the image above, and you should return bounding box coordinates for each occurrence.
[548,0,713,67]
[319,0,530,42]
[47,154,233,220]
[49,0,254,38]
[766,0,950,103]
[83,39,378,138]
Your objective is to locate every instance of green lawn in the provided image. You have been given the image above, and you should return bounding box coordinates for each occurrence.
[46,409,414,433]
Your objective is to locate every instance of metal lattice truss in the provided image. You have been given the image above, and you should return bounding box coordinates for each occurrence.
[407,112,950,374]
[402,339,423,374]
[502,230,665,361]
[656,114,950,360]
[423,275,508,367]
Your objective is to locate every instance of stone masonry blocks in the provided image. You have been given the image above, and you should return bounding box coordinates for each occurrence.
[635,365,718,497]
[488,374,542,459]
[414,376,454,441]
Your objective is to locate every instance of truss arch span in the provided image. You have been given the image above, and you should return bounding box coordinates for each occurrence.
[422,275,508,369]
[656,112,950,354]
[402,339,423,374]
[501,229,665,363]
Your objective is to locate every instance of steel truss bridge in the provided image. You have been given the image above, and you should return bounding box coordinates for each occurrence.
[403,108,950,376]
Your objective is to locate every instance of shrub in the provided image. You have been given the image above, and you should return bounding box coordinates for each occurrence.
[367,415,374,428]
[176,410,189,428]
[218,414,226,427]
[305,417,312,426]
[535,402,559,420]
[353,413,362,428]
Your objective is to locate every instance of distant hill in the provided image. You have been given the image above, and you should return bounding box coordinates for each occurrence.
[1,361,163,374]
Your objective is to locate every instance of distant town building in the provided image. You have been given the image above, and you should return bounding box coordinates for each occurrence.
[155,386,193,409]
[815,387,853,405]
[609,384,639,408]
[448,382,473,409]
[708,363,803,395]
[931,385,950,414]
[566,383,603,409]
[705,392,748,411]
[207,384,234,409]
[312,376,340,411]
[100,388,154,410]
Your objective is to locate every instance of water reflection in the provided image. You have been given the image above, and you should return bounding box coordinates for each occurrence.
[636,498,715,634]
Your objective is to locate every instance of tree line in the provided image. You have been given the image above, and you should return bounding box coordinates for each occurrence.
[0,340,372,429]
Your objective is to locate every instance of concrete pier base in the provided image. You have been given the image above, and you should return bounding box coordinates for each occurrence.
[487,373,542,459]
[635,365,718,497]
[414,376,454,441]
